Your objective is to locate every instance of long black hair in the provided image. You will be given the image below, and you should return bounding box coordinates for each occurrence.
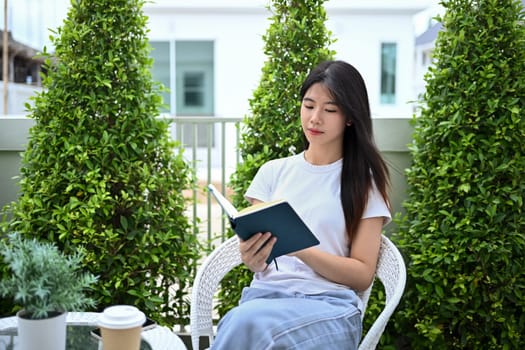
[300,60,390,248]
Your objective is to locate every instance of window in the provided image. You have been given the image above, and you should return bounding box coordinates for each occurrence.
[422,51,428,66]
[380,43,397,105]
[150,41,214,115]
[183,72,205,107]
[175,41,214,116]
[150,40,214,146]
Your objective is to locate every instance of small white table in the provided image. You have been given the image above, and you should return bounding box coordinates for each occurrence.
[0,312,187,350]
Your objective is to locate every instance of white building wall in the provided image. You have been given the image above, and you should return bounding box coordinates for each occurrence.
[2,0,438,119]
[145,5,268,120]
[0,83,40,115]
[414,41,435,99]
[327,11,419,117]
[144,0,434,120]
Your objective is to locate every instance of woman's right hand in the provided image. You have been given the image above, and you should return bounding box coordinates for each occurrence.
[239,232,276,272]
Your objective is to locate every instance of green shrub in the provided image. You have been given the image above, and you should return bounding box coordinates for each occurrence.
[388,0,525,348]
[217,0,335,317]
[1,0,199,326]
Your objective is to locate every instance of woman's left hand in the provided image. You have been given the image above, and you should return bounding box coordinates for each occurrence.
[239,232,277,272]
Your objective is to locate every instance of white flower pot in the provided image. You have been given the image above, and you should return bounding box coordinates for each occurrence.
[16,310,67,350]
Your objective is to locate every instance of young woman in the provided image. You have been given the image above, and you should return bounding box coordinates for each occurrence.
[211,60,391,349]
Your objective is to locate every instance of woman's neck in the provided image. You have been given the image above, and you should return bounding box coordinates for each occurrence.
[304,148,342,165]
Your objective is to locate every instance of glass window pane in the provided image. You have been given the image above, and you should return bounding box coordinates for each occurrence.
[150,41,171,112]
[184,72,204,90]
[380,43,397,105]
[183,72,204,107]
[175,41,214,147]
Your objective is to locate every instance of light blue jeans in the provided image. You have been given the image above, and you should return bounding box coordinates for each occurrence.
[210,287,362,350]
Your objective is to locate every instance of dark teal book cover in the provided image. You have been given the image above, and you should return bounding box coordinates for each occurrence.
[209,184,320,264]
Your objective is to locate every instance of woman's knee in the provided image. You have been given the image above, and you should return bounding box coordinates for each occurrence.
[218,303,262,333]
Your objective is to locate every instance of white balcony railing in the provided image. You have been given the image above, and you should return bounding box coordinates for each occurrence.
[164,115,243,245]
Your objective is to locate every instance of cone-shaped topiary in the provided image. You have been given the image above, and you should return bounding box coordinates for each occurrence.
[389,0,525,348]
[217,0,335,316]
[1,0,199,326]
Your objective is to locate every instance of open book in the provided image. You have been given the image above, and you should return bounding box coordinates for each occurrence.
[208,184,320,264]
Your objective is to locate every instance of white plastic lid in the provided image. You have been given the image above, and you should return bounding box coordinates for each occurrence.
[97,305,146,330]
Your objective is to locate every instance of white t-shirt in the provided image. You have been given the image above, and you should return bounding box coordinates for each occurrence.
[245,151,391,297]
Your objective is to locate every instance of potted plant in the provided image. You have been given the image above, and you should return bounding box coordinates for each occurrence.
[0,232,97,350]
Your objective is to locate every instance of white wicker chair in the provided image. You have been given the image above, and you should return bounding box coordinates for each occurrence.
[190,234,406,350]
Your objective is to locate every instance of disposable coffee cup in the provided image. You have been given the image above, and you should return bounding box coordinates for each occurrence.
[98,305,146,350]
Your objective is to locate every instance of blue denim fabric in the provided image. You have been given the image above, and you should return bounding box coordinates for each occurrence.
[210,287,362,350]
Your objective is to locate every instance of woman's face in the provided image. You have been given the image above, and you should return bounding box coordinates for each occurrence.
[301,83,347,150]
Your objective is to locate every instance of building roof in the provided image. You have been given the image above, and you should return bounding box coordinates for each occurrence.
[0,31,43,61]
[415,22,442,46]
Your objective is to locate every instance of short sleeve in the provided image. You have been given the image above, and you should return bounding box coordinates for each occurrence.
[244,161,274,203]
[363,183,392,226]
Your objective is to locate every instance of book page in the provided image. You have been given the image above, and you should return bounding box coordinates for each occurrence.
[208,184,239,218]
[238,199,286,216]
